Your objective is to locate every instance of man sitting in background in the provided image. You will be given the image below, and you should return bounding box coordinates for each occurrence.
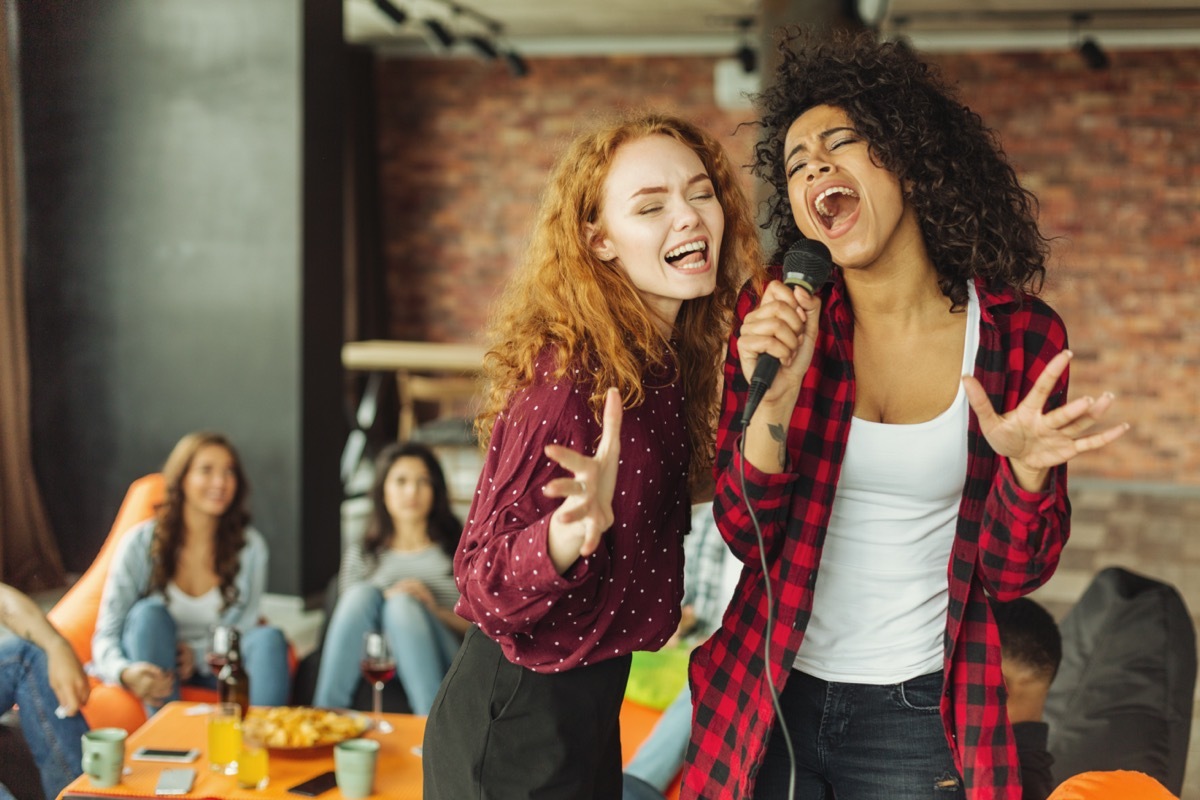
[0,582,90,800]
[990,596,1062,800]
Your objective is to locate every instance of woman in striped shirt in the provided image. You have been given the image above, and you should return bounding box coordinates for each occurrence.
[312,442,466,714]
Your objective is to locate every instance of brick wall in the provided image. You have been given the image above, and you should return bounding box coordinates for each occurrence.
[374,55,756,344]
[374,49,1200,487]
[934,50,1200,487]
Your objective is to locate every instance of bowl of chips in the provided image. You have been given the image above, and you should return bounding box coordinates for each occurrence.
[242,706,372,756]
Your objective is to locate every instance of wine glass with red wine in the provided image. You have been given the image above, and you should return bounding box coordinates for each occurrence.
[361,632,396,734]
[207,625,233,672]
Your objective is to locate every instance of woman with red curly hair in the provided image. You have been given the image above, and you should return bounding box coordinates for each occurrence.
[421,111,762,799]
[684,29,1128,800]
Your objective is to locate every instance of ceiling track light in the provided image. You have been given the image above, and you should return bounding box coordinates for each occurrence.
[422,18,456,49]
[373,0,408,26]
[503,50,529,78]
[374,0,528,77]
[733,17,757,74]
[1078,37,1109,70]
[1070,12,1109,71]
[447,2,503,37]
[735,44,757,74]
[466,35,499,60]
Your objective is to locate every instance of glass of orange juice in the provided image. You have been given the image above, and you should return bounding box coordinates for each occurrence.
[208,702,242,775]
[236,733,269,790]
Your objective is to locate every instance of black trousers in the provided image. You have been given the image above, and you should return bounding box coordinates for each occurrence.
[422,625,632,800]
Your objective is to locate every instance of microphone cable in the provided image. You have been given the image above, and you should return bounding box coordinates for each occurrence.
[728,238,832,797]
[737,429,797,800]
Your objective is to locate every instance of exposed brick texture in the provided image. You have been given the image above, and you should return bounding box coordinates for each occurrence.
[374,55,756,348]
[374,49,1199,487]
[932,50,1200,488]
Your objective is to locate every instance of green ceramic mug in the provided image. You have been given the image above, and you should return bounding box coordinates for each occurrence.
[82,727,127,788]
[334,738,380,799]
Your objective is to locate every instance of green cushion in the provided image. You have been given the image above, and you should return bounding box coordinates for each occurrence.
[624,644,691,711]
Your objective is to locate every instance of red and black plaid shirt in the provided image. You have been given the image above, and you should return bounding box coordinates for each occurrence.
[683,269,1071,800]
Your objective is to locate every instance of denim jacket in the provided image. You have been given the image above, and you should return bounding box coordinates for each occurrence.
[89,518,269,685]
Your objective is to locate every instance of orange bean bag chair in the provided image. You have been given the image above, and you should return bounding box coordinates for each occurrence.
[47,473,295,733]
[1047,770,1178,800]
[620,698,682,799]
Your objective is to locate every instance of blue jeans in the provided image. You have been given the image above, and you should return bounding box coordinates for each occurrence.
[312,584,461,715]
[0,638,89,800]
[123,596,290,712]
[623,684,692,797]
[753,670,966,800]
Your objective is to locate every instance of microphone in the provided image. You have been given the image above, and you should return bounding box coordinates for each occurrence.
[740,239,834,429]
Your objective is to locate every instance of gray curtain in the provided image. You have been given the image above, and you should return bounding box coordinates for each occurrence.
[0,0,67,590]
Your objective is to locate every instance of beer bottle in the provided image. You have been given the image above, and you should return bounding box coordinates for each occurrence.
[217,627,251,718]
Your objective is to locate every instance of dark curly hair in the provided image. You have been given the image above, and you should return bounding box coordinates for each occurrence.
[152,431,250,611]
[752,27,1049,308]
[362,442,463,559]
[989,596,1062,682]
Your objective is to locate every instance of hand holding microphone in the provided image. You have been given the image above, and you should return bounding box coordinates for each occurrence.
[739,240,834,429]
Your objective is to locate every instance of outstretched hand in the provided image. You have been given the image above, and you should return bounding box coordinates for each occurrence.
[962,349,1130,491]
[542,387,623,574]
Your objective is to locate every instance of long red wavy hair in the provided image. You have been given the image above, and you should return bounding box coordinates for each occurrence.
[475,111,764,490]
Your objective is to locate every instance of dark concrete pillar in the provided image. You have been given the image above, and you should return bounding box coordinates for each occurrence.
[19,0,344,598]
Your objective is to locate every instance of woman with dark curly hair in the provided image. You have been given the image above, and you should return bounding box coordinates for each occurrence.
[422,110,761,799]
[312,441,466,715]
[91,432,290,713]
[683,29,1128,800]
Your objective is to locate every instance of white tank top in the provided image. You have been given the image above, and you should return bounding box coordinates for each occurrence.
[793,282,980,683]
[165,582,223,664]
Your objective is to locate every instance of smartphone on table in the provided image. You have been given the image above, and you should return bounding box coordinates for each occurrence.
[154,767,196,796]
[133,746,201,763]
[287,770,339,797]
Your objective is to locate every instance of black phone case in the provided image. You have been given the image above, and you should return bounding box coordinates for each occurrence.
[133,747,199,762]
[287,770,339,797]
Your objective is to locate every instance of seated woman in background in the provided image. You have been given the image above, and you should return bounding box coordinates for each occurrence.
[90,431,290,713]
[312,442,467,715]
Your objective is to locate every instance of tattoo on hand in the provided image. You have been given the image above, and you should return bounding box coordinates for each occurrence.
[768,423,787,468]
